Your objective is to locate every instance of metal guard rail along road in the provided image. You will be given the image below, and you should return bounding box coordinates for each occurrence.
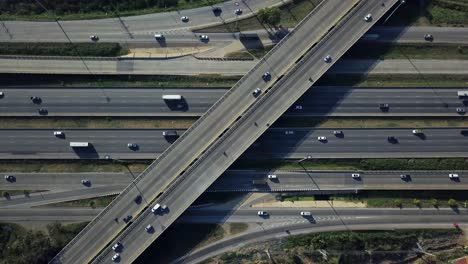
[51,0,354,263]
[91,0,400,263]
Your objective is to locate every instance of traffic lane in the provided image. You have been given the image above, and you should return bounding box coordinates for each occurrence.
[0,128,467,159]
[0,87,224,116]
[2,170,467,192]
[0,185,125,208]
[0,172,133,190]
[0,208,101,222]
[2,0,286,42]
[1,86,466,117]
[59,1,357,263]
[369,26,468,44]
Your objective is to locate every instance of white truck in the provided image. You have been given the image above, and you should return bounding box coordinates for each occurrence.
[70,142,89,147]
[162,95,182,100]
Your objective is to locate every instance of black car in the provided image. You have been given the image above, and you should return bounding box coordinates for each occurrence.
[123,215,132,223]
[31,96,41,104]
[38,108,48,115]
[387,136,397,143]
[379,103,389,112]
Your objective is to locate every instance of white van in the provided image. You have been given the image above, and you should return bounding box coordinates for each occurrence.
[151,203,161,213]
[154,34,164,39]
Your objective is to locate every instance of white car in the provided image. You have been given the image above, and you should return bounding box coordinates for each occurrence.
[351,173,360,179]
[449,173,459,179]
[300,211,311,216]
[295,105,303,110]
[235,8,242,15]
[145,224,153,232]
[4,175,14,181]
[323,55,332,63]
[257,211,268,216]
[181,16,189,22]
[90,35,99,41]
[252,88,261,97]
[112,242,121,251]
[317,136,327,141]
[154,34,164,39]
[151,203,161,213]
[199,35,209,41]
[0,92,4,98]
[333,130,342,135]
[54,131,63,136]
[267,174,277,179]
[364,13,372,22]
[111,253,120,262]
[412,129,423,134]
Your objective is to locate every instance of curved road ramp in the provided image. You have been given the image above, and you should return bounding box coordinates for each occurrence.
[51,0,400,263]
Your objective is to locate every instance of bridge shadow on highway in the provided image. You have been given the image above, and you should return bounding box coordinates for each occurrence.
[71,144,99,159]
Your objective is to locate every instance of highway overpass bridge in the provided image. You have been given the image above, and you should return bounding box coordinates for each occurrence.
[52,1,401,263]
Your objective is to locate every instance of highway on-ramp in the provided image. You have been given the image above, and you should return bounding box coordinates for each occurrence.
[0,0,287,43]
[92,1,402,264]
[51,1,361,263]
[0,86,466,117]
[0,128,466,159]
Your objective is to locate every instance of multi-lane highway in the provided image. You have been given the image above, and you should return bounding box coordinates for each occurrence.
[1,170,466,209]
[52,1,360,263]
[368,26,468,44]
[0,128,466,159]
[2,57,468,75]
[0,87,466,117]
[0,0,287,42]
[90,1,401,264]
[2,170,467,192]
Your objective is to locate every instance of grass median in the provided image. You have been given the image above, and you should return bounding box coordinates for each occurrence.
[0,74,240,88]
[0,43,128,57]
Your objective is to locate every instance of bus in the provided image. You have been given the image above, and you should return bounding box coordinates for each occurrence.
[162,95,182,100]
[70,142,89,147]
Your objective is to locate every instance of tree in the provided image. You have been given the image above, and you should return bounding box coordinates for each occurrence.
[431,198,439,208]
[258,7,281,26]
[448,198,457,207]
[413,199,421,208]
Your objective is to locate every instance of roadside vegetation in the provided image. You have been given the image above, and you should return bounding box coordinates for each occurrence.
[0,222,87,264]
[275,117,468,129]
[384,0,468,26]
[0,117,195,129]
[0,160,151,173]
[207,229,464,264]
[0,0,224,21]
[317,74,468,87]
[0,43,128,57]
[0,74,239,87]
[45,195,117,208]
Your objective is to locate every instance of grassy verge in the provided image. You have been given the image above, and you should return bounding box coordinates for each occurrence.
[344,43,468,60]
[1,190,44,197]
[211,229,464,264]
[0,74,240,88]
[0,117,195,129]
[0,0,225,21]
[275,117,468,129]
[45,195,117,208]
[0,160,151,173]
[198,0,321,32]
[333,190,468,208]
[232,158,468,171]
[136,223,225,264]
[317,74,468,87]
[229,223,248,235]
[383,0,468,26]
[0,43,128,57]
[0,222,87,264]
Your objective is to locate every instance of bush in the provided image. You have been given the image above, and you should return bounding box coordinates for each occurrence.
[413,199,421,207]
[0,43,126,57]
[394,199,402,208]
[257,7,281,26]
[448,198,458,207]
[431,198,439,208]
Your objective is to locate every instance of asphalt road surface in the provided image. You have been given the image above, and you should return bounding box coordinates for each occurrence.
[1,170,467,209]
[2,58,468,75]
[0,128,466,159]
[0,0,286,42]
[52,1,359,263]
[2,170,467,193]
[92,2,402,264]
[0,87,466,117]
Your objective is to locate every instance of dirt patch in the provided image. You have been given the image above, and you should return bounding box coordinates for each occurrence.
[124,46,213,58]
